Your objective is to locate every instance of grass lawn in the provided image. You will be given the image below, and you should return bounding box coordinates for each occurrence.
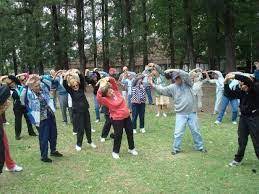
[0,100,259,193]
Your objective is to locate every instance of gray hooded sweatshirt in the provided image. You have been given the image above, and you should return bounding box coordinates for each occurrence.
[153,70,197,114]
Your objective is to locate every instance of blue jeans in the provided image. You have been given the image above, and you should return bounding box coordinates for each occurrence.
[94,95,100,120]
[132,103,145,129]
[127,94,132,110]
[173,113,204,152]
[38,112,57,159]
[216,95,238,122]
[145,86,153,105]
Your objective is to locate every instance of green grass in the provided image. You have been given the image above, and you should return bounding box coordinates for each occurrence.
[0,101,259,194]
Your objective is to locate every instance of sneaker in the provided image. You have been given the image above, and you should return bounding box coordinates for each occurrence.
[4,122,10,125]
[163,113,167,117]
[15,136,21,140]
[140,128,146,133]
[73,132,77,136]
[95,119,100,123]
[214,120,221,125]
[232,121,237,125]
[133,129,137,134]
[128,149,138,156]
[41,158,52,163]
[91,129,96,133]
[29,132,37,137]
[156,113,160,117]
[110,133,114,139]
[100,137,106,142]
[229,160,241,167]
[198,149,207,153]
[50,151,63,157]
[88,142,97,149]
[75,145,82,152]
[112,152,120,159]
[171,150,181,155]
[5,165,23,172]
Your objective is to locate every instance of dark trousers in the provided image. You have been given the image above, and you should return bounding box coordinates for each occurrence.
[145,86,153,105]
[132,103,145,129]
[101,114,112,138]
[14,108,35,138]
[111,117,135,153]
[2,112,6,123]
[73,111,92,147]
[234,115,259,162]
[0,128,4,174]
[38,112,57,159]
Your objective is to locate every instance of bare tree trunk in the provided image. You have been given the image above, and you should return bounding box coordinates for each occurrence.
[183,0,195,69]
[224,0,236,72]
[63,0,69,70]
[168,0,175,68]
[119,0,125,67]
[12,48,18,75]
[104,0,109,70]
[75,0,86,72]
[90,0,97,68]
[142,0,148,67]
[125,0,135,71]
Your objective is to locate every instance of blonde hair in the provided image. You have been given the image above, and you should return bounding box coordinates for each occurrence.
[67,73,80,87]
[69,78,79,87]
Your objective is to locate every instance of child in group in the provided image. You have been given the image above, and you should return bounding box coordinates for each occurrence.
[97,76,138,159]
[0,86,23,172]
[131,74,146,134]
[63,70,96,151]
[23,74,63,162]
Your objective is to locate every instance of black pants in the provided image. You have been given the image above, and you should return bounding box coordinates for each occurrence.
[111,117,135,153]
[101,114,112,138]
[132,103,145,129]
[14,108,35,138]
[0,127,4,174]
[234,115,259,162]
[73,111,92,147]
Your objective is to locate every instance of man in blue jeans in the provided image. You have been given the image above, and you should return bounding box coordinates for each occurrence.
[150,69,206,155]
[215,79,239,125]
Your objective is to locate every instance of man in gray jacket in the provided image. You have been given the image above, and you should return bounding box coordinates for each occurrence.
[149,69,206,155]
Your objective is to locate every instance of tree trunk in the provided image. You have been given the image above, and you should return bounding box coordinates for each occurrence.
[75,0,86,72]
[119,0,125,67]
[168,0,175,68]
[183,0,195,69]
[51,5,63,70]
[104,0,109,70]
[63,0,69,70]
[142,0,148,67]
[224,0,236,72]
[125,0,135,71]
[12,48,18,75]
[90,0,97,68]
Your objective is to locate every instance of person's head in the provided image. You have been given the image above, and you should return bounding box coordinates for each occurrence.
[17,74,28,85]
[5,78,16,88]
[50,69,56,77]
[122,66,128,72]
[171,72,182,85]
[0,85,11,115]
[100,83,114,97]
[239,82,251,92]
[70,79,80,91]
[31,80,41,94]
[254,61,259,70]
[212,72,219,79]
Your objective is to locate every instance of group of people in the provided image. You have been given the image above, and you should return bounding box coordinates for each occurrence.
[0,61,259,174]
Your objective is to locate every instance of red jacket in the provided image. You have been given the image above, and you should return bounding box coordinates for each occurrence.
[97,77,130,120]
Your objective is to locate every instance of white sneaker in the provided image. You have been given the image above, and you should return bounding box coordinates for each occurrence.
[156,113,160,117]
[100,137,105,142]
[112,152,120,159]
[91,128,96,133]
[163,113,167,117]
[4,122,10,125]
[232,121,237,125]
[128,149,138,156]
[5,165,23,172]
[214,120,221,125]
[75,145,82,151]
[88,142,97,149]
[72,132,77,136]
[133,129,137,134]
[140,128,146,133]
[229,160,241,167]
[95,119,100,123]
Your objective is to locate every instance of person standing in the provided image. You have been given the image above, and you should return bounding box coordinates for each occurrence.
[23,75,63,162]
[142,65,154,105]
[131,74,146,134]
[150,69,206,155]
[63,70,96,152]
[3,75,36,140]
[223,73,259,167]
[97,77,138,159]
[0,85,23,172]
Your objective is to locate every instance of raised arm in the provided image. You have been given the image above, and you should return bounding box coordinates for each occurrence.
[109,77,119,91]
